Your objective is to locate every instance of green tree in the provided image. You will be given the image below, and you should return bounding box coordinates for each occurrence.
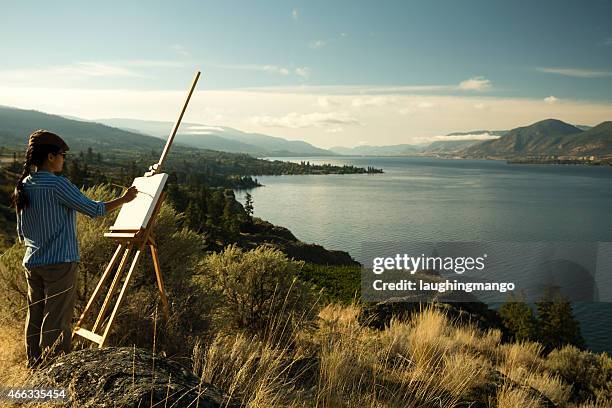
[221,196,239,239]
[536,288,585,352]
[244,192,254,219]
[499,292,538,342]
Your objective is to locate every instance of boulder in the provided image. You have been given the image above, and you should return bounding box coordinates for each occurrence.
[29,347,237,408]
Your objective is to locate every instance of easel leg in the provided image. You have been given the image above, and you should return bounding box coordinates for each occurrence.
[150,244,170,320]
[73,244,123,340]
[100,246,144,347]
[92,245,133,333]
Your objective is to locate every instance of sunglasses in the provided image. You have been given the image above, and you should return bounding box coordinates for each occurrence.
[56,152,68,158]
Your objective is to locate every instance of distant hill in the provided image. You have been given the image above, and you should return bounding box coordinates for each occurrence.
[96,118,334,157]
[554,121,612,156]
[0,105,164,152]
[460,119,612,158]
[330,129,506,156]
[329,144,426,156]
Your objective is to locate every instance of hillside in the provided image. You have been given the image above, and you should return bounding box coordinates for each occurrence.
[96,118,334,157]
[0,105,164,153]
[556,121,612,156]
[460,119,612,159]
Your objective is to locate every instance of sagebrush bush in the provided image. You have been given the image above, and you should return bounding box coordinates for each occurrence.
[546,345,612,404]
[198,244,319,339]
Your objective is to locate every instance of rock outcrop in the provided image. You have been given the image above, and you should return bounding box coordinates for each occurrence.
[29,347,237,408]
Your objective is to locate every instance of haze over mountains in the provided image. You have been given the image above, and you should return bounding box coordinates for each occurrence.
[96,118,333,157]
[1,105,610,160]
[0,106,333,157]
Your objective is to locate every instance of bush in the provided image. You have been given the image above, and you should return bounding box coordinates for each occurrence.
[546,345,612,404]
[299,263,360,304]
[198,244,318,338]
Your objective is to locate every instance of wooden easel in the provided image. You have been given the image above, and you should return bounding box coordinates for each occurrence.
[73,71,201,348]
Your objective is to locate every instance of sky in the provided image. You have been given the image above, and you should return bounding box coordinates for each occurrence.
[1,0,612,148]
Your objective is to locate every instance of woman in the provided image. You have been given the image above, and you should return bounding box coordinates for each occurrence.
[13,129,138,368]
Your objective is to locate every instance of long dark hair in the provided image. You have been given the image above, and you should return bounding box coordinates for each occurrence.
[12,141,62,212]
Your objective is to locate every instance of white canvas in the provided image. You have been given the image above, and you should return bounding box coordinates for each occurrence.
[112,173,169,230]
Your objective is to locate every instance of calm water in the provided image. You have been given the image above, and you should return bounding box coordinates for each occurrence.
[236,156,612,353]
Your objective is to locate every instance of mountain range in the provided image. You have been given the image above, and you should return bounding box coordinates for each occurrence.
[460,119,612,158]
[1,105,610,160]
[95,118,333,157]
[0,106,333,157]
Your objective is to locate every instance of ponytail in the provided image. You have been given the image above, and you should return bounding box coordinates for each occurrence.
[12,148,34,211]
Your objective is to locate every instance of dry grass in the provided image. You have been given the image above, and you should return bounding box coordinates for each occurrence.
[0,303,605,407]
[496,383,543,408]
[0,322,29,387]
[524,371,572,406]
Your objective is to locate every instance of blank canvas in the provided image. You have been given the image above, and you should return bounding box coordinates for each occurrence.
[111,173,168,230]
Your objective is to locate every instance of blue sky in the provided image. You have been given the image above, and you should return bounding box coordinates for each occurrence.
[1,0,611,147]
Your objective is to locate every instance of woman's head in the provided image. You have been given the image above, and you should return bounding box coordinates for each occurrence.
[12,130,70,211]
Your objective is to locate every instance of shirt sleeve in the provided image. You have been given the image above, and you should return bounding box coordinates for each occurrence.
[53,177,107,218]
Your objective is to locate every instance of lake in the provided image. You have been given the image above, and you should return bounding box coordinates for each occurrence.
[235,156,612,353]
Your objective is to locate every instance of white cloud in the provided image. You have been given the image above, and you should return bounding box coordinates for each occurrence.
[352,96,397,107]
[317,97,340,108]
[398,107,412,115]
[184,125,225,133]
[171,44,189,56]
[417,101,435,108]
[248,78,491,95]
[251,111,362,129]
[326,126,344,133]
[120,60,184,68]
[458,76,492,91]
[309,40,327,49]
[262,65,290,75]
[0,62,141,81]
[214,63,308,77]
[292,8,299,20]
[0,60,184,86]
[544,96,559,104]
[431,133,500,141]
[295,67,311,78]
[536,67,612,78]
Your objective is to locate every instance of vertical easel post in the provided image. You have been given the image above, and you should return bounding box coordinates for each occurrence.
[73,71,200,348]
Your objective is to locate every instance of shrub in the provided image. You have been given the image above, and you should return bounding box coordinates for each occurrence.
[198,244,318,339]
[546,345,612,404]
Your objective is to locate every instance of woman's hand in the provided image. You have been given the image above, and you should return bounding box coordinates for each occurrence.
[122,186,138,203]
[104,186,139,212]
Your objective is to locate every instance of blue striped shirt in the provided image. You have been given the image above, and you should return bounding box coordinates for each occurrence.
[16,171,107,267]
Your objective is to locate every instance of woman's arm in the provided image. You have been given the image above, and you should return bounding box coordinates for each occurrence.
[104,186,138,212]
[55,178,137,218]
